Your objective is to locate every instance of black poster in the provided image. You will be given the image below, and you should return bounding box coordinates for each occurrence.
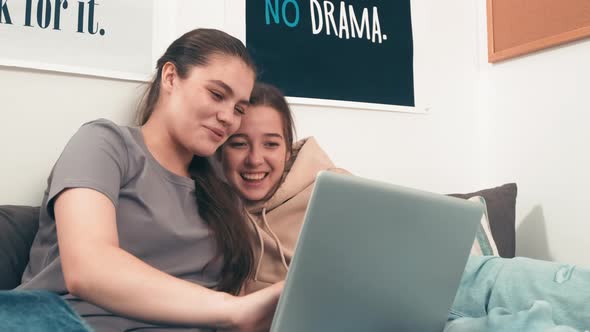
[246,0,414,107]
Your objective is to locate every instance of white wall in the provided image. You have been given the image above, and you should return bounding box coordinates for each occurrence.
[475,0,590,266]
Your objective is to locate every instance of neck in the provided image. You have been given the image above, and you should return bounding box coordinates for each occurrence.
[141,115,193,178]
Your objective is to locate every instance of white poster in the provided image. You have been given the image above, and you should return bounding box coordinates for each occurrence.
[0,0,153,81]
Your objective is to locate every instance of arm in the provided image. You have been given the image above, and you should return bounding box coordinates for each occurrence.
[55,188,282,330]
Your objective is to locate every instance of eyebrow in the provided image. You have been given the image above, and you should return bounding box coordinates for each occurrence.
[229,133,284,139]
[263,133,284,138]
[208,80,250,105]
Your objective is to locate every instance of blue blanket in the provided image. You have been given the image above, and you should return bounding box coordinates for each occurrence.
[446,300,584,332]
[448,256,590,332]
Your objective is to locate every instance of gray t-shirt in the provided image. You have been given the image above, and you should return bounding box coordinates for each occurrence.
[19,119,221,331]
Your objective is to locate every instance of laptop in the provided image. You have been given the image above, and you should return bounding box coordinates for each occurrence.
[269,171,482,332]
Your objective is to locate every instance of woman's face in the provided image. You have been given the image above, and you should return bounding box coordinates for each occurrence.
[164,55,255,157]
[221,105,289,203]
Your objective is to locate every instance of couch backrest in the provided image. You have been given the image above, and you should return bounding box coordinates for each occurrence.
[0,205,40,290]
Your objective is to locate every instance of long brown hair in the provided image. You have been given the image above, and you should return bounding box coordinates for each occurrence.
[137,29,256,294]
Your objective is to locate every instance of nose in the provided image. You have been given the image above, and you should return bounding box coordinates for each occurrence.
[246,147,264,166]
[216,105,237,128]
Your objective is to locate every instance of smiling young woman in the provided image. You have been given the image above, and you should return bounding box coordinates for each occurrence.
[219,82,347,294]
[8,29,284,332]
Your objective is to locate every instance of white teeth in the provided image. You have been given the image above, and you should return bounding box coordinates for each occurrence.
[241,173,267,181]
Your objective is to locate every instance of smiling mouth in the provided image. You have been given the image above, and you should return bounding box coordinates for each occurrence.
[206,126,225,139]
[241,172,269,181]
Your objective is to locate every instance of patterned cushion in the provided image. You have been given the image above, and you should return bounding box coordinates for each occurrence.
[468,196,499,256]
[450,183,517,257]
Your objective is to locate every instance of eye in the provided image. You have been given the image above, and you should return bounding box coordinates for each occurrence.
[228,141,248,149]
[210,90,224,101]
[235,106,246,115]
[264,141,281,149]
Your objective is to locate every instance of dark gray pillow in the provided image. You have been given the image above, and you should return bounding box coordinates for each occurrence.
[0,205,40,290]
[449,183,517,258]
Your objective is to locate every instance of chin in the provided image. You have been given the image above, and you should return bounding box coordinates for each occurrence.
[240,191,267,203]
[193,145,218,157]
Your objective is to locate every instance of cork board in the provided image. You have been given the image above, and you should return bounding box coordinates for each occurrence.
[487,0,590,62]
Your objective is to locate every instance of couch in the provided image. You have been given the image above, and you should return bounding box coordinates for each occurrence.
[0,183,517,290]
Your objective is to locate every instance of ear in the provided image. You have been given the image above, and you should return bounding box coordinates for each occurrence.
[160,62,178,93]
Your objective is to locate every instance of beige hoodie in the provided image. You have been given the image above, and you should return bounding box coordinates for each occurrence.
[243,137,348,294]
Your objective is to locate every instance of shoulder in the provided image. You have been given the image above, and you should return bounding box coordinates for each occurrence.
[45,119,133,214]
[70,119,131,153]
[76,118,128,141]
[60,118,131,170]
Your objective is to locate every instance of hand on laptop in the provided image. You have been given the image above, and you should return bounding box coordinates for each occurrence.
[221,281,285,332]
